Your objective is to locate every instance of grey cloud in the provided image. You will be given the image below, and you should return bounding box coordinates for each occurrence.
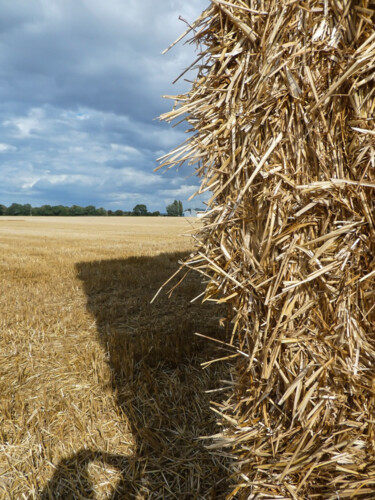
[0,0,205,116]
[0,0,209,212]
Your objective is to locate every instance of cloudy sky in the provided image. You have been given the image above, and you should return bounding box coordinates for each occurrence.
[0,0,209,212]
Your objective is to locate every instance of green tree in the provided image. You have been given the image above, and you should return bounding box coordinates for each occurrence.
[31,206,41,215]
[133,204,148,216]
[0,204,6,215]
[50,205,67,215]
[166,200,183,216]
[96,207,107,216]
[59,205,70,216]
[84,205,97,216]
[69,205,84,216]
[39,204,54,215]
[6,203,24,215]
[23,204,32,215]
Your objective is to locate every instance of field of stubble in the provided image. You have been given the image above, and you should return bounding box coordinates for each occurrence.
[0,217,230,499]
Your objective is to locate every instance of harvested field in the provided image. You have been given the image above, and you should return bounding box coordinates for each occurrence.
[0,217,230,499]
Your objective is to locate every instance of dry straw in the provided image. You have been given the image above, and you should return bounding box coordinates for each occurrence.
[159,0,375,497]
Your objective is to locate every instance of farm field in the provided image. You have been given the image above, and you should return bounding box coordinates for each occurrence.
[0,217,229,499]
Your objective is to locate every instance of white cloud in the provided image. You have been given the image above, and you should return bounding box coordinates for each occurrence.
[118,167,163,187]
[161,184,197,196]
[21,178,40,190]
[0,143,17,152]
[110,144,141,157]
[4,108,45,138]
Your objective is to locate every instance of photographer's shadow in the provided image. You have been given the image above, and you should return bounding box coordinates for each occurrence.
[40,252,228,499]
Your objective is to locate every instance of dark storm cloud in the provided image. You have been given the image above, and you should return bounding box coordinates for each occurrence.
[0,0,209,212]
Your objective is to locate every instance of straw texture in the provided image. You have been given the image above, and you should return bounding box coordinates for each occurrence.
[159,1,375,497]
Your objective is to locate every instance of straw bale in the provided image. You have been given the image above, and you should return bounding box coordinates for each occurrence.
[159,1,375,497]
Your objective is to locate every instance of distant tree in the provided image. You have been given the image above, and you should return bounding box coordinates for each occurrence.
[151,211,161,216]
[166,200,183,216]
[2,202,132,216]
[84,205,97,216]
[59,205,70,216]
[6,203,25,215]
[31,206,41,215]
[133,204,148,216]
[39,204,54,216]
[50,205,68,216]
[69,205,84,216]
[166,201,177,216]
[23,204,32,215]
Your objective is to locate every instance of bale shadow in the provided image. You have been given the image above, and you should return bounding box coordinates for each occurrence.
[40,252,230,499]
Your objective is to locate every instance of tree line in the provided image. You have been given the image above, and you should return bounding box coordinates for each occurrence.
[0,201,187,217]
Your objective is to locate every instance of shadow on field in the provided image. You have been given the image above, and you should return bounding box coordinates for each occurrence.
[40,252,230,499]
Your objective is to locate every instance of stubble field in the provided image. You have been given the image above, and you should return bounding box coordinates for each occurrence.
[0,217,229,499]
